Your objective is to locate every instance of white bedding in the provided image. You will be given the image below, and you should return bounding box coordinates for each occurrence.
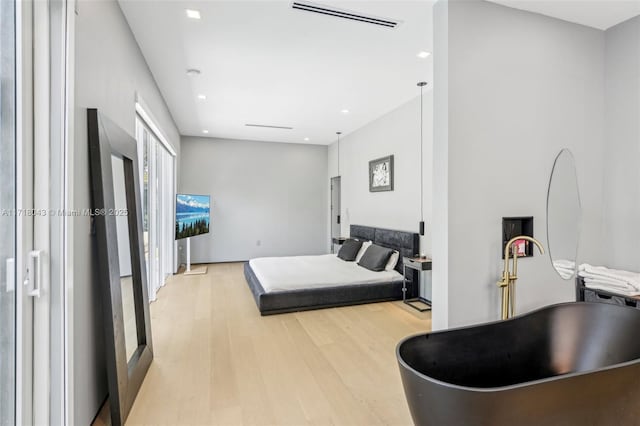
[249,254,404,293]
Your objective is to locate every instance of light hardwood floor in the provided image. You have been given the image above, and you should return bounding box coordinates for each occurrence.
[96,262,431,425]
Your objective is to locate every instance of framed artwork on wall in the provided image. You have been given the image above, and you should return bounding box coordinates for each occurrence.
[369,155,394,192]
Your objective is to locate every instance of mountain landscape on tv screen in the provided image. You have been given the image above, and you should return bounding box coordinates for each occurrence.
[176,195,209,213]
[175,194,210,239]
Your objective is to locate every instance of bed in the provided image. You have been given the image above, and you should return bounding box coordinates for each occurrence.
[244,225,420,315]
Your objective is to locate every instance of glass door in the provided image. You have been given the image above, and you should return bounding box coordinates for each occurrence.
[136,119,150,296]
[0,1,17,423]
[136,114,176,302]
[149,131,158,299]
[162,147,174,282]
[156,143,174,285]
[1,1,70,423]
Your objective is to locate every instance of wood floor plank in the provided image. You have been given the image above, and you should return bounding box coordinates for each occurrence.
[98,263,430,426]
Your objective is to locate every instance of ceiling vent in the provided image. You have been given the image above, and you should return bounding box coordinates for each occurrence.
[245,123,294,130]
[292,1,401,28]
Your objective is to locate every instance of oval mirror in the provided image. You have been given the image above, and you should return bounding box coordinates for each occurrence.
[546,149,581,280]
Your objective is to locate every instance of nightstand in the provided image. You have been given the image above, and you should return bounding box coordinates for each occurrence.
[402,256,432,312]
[331,237,348,254]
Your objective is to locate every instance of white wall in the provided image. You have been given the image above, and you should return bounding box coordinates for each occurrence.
[73,0,180,423]
[328,94,434,298]
[328,95,433,251]
[433,0,606,329]
[602,15,640,271]
[433,0,450,326]
[179,137,328,262]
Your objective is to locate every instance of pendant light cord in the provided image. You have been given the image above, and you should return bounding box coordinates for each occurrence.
[337,132,341,176]
[420,84,424,222]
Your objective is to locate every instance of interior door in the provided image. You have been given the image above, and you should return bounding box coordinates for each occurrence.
[330,176,341,239]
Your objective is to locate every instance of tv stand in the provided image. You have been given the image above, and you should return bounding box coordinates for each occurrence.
[184,237,207,275]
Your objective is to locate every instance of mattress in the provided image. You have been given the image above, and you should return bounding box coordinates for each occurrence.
[249,254,404,293]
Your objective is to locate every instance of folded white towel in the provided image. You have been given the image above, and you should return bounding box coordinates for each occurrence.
[553,259,576,269]
[553,259,576,279]
[556,268,575,279]
[580,273,628,287]
[578,264,640,291]
[556,269,576,280]
[555,267,575,272]
[583,276,634,290]
[582,277,640,296]
[555,266,575,273]
[584,281,640,297]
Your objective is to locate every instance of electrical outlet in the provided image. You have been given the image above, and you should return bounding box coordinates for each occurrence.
[256,240,261,246]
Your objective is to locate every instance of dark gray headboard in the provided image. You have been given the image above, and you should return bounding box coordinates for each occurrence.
[350,225,420,281]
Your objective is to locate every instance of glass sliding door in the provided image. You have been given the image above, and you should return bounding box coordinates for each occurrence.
[149,131,158,299]
[0,0,16,423]
[1,1,70,423]
[156,143,173,285]
[135,119,151,298]
[135,114,176,302]
[155,143,163,289]
[161,147,174,283]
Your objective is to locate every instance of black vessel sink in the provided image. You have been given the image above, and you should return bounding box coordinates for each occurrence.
[397,302,640,425]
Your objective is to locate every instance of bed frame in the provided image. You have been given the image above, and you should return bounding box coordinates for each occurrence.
[244,225,420,315]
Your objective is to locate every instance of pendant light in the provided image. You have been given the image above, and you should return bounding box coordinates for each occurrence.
[418,82,427,236]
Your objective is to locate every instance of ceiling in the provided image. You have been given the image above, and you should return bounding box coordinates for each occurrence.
[488,0,640,30]
[120,0,639,146]
[119,1,434,145]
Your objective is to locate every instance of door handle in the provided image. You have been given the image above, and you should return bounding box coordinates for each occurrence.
[24,250,43,298]
[5,258,14,293]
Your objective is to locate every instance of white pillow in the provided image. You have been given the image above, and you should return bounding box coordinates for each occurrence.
[385,250,400,271]
[355,241,372,263]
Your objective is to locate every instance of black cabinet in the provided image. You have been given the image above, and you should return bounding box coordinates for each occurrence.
[576,277,639,309]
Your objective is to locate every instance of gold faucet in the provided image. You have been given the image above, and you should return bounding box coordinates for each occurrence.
[497,235,545,320]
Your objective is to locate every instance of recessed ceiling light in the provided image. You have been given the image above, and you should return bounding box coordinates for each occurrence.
[304,137,310,141]
[197,94,206,100]
[202,129,209,134]
[417,51,431,59]
[186,68,201,76]
[186,9,201,19]
[341,109,349,114]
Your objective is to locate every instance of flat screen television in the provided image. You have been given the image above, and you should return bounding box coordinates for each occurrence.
[175,194,211,240]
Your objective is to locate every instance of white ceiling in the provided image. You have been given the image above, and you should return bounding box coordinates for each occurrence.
[120,0,639,146]
[488,0,640,30]
[119,1,434,145]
